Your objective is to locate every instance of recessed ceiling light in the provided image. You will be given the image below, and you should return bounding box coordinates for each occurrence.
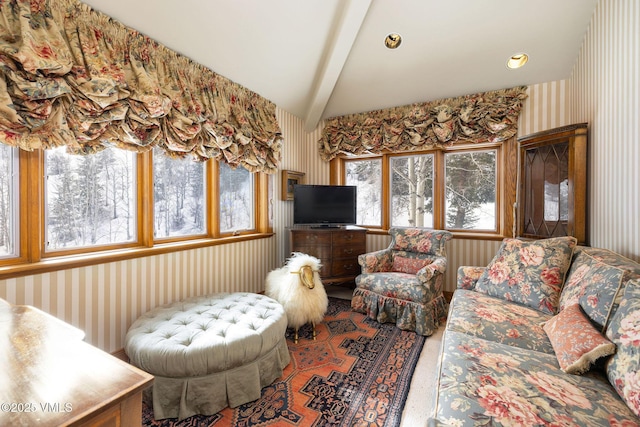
[507,53,529,69]
[384,33,402,49]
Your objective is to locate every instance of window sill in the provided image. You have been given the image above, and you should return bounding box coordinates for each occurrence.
[0,232,274,280]
[361,227,505,241]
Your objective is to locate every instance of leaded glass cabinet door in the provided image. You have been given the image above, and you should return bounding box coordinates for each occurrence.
[517,124,588,245]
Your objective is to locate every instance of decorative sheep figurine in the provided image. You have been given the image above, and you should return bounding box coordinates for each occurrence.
[265,252,328,344]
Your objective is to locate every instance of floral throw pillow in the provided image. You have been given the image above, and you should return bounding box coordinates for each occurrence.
[475,237,577,314]
[392,256,430,275]
[606,279,640,417]
[559,248,629,332]
[543,303,616,374]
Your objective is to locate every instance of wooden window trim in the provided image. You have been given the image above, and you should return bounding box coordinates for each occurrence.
[331,140,515,240]
[217,163,258,237]
[150,151,210,244]
[0,148,273,279]
[441,147,500,233]
[0,150,33,265]
[40,149,142,258]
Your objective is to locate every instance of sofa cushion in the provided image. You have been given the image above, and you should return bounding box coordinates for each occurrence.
[560,247,640,332]
[474,237,577,314]
[392,255,431,274]
[543,303,616,374]
[606,279,640,417]
[432,329,639,426]
[446,290,554,354]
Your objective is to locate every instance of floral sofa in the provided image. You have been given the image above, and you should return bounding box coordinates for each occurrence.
[429,237,640,426]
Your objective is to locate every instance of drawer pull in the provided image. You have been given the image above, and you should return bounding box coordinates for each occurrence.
[345,234,353,240]
[306,235,318,241]
[343,264,355,270]
[343,249,354,255]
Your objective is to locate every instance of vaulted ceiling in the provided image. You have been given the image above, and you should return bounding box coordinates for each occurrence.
[82,0,598,131]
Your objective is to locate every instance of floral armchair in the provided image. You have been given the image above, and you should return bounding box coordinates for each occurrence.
[351,227,452,336]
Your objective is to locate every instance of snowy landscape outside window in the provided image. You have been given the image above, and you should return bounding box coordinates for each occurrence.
[391,154,434,227]
[44,147,137,251]
[0,144,17,258]
[219,162,254,233]
[341,147,499,232]
[153,149,206,239]
[345,159,382,227]
[445,150,497,231]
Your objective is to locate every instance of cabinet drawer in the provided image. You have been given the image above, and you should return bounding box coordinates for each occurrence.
[332,243,365,259]
[291,245,331,262]
[331,258,360,277]
[332,231,366,245]
[291,231,331,246]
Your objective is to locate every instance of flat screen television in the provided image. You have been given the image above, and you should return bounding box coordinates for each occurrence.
[293,185,357,227]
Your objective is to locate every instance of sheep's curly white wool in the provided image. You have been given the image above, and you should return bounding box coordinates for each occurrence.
[265,252,328,329]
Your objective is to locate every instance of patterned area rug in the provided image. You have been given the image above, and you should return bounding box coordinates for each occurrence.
[142,297,426,427]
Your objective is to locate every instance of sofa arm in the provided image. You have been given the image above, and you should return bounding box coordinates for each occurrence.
[456,266,486,290]
[358,249,393,273]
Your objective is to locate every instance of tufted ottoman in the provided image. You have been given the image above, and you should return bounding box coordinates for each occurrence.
[124,292,290,421]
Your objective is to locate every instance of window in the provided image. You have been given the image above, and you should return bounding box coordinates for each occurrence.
[153,149,206,239]
[345,158,382,227]
[0,144,18,258]
[391,154,434,228]
[44,147,137,251]
[0,142,271,274]
[339,146,500,234]
[445,150,496,231]
[219,162,254,233]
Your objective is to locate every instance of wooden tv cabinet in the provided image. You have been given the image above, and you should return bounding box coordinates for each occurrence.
[0,299,153,427]
[288,225,367,284]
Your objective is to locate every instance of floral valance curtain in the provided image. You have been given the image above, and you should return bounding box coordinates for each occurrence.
[0,0,282,173]
[319,86,528,161]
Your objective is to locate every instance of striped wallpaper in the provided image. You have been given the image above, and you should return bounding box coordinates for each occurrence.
[1,238,277,352]
[571,0,639,262]
[518,80,571,136]
[2,0,638,353]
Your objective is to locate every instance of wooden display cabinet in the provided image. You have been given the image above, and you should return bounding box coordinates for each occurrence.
[517,123,588,245]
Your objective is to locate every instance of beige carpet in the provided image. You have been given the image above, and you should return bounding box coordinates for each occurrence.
[326,286,443,427]
[399,326,443,427]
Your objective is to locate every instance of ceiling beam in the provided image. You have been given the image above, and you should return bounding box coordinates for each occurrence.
[303,0,372,131]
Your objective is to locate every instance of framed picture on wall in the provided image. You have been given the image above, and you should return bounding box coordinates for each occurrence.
[282,170,305,201]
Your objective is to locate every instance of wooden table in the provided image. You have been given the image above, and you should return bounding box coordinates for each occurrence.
[0,299,153,426]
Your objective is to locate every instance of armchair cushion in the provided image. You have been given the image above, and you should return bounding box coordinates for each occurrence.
[474,237,577,314]
[355,273,434,303]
